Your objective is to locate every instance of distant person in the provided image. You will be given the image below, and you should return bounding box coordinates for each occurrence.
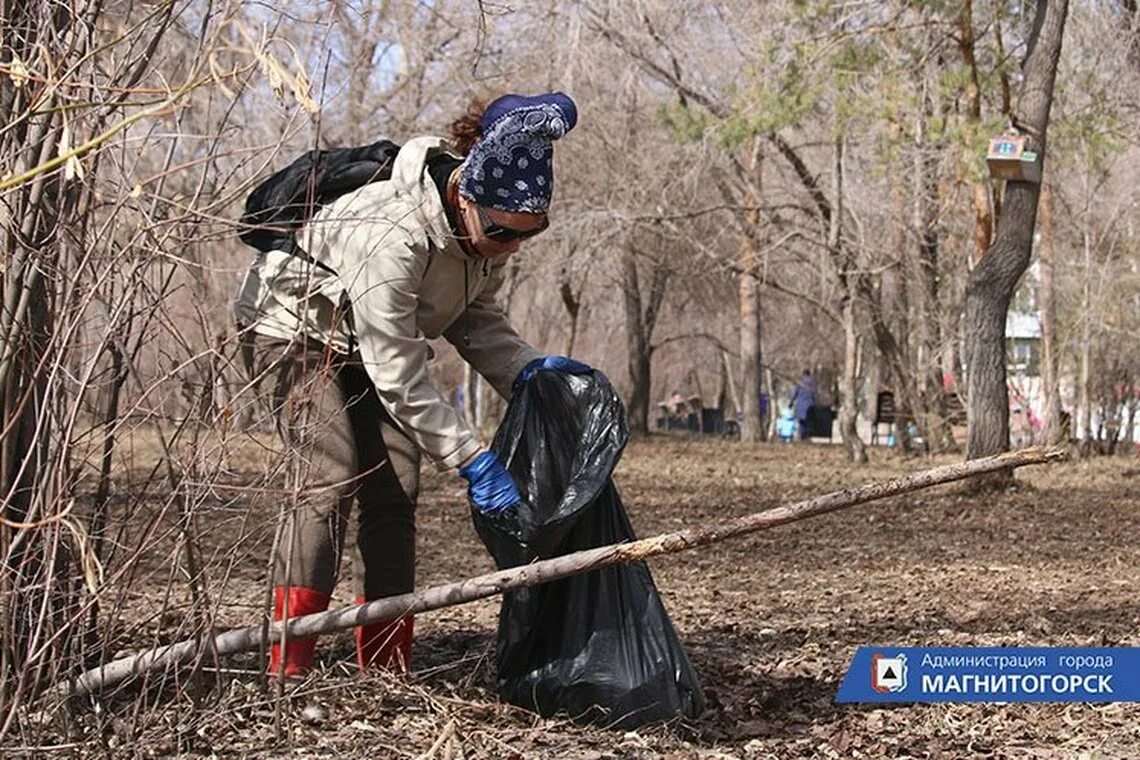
[669,389,686,416]
[1027,406,1044,443]
[790,370,818,441]
[1011,406,1033,448]
[235,92,589,678]
[776,408,798,443]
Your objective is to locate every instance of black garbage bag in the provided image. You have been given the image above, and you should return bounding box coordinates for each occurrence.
[470,369,705,729]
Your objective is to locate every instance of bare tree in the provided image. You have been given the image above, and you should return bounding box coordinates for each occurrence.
[1037,179,1065,444]
[621,241,672,434]
[736,136,766,442]
[964,0,1069,479]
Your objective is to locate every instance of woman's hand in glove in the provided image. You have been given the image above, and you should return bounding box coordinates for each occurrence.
[459,451,520,517]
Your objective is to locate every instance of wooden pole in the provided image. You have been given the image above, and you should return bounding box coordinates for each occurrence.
[68,447,1063,696]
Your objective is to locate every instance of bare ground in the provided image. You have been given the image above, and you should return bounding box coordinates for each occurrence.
[17,436,1140,759]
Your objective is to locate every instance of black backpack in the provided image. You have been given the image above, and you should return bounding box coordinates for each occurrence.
[238,139,401,270]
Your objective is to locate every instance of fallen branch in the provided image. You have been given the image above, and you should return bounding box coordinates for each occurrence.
[68,447,1064,696]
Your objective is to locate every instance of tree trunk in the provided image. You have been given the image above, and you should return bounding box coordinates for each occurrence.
[861,276,921,454]
[764,366,778,440]
[622,248,651,435]
[1037,179,1064,445]
[958,0,995,267]
[879,133,919,454]
[840,293,867,463]
[1078,221,1093,455]
[830,136,866,463]
[724,349,742,423]
[558,263,582,357]
[912,75,959,454]
[627,349,651,436]
[620,244,669,435]
[738,137,764,442]
[715,351,728,412]
[739,261,763,442]
[964,0,1069,484]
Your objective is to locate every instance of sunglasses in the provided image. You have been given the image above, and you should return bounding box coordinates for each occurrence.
[475,205,549,243]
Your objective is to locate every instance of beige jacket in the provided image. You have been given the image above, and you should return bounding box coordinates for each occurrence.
[234,136,542,470]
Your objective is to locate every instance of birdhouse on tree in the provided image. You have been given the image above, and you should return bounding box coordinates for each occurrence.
[986,133,1042,184]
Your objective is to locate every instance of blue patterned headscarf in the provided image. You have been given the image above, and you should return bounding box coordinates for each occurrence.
[458,92,578,214]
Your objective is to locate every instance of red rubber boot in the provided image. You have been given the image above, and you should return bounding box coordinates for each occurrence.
[268,586,331,678]
[355,597,413,674]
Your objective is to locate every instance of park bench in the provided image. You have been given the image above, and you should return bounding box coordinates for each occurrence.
[872,389,967,446]
[872,390,897,445]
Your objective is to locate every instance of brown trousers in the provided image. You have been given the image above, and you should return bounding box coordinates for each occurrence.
[244,335,420,600]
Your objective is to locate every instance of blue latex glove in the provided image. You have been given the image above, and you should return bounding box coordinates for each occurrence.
[515,355,592,391]
[459,451,521,517]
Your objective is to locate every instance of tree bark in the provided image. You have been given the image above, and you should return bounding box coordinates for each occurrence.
[839,293,867,463]
[964,0,1069,484]
[738,137,764,442]
[831,136,866,463]
[958,0,995,266]
[559,269,582,357]
[913,82,958,453]
[860,276,920,454]
[764,365,777,440]
[739,261,763,442]
[873,121,920,454]
[1078,219,1093,455]
[621,244,669,435]
[1037,179,1064,445]
[715,350,728,412]
[622,247,651,435]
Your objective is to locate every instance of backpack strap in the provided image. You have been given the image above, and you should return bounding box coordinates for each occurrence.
[285,237,338,277]
[285,237,357,355]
